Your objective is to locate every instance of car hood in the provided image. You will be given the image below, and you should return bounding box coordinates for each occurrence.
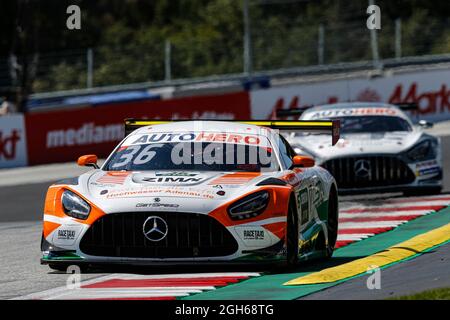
[73,170,272,214]
[290,131,422,161]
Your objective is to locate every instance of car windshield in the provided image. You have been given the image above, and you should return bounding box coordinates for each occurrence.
[298,116,412,136]
[337,116,412,133]
[103,142,280,172]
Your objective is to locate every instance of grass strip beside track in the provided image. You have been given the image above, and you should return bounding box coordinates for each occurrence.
[182,206,450,300]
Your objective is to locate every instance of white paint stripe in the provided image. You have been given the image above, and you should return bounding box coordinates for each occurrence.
[13,272,261,300]
[120,272,261,279]
[43,214,73,224]
[339,210,431,218]
[48,290,191,300]
[81,286,216,291]
[337,234,374,241]
[339,221,405,229]
[342,200,449,210]
[241,217,285,226]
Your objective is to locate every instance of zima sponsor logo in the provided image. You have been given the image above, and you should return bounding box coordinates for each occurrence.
[143,177,203,184]
[46,122,124,148]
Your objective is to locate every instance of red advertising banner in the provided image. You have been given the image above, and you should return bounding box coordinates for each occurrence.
[25,91,250,165]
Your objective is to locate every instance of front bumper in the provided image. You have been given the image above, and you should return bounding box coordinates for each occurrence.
[42,211,287,264]
[320,155,442,194]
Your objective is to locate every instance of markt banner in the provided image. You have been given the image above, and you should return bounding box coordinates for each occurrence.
[25,91,251,165]
[0,114,28,168]
[250,68,450,123]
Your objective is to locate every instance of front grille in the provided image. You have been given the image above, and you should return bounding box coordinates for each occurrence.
[80,212,238,258]
[321,156,415,189]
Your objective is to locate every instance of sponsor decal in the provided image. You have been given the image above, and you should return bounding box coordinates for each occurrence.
[243,230,265,240]
[105,187,217,199]
[97,172,130,184]
[46,123,124,148]
[299,189,309,225]
[143,177,204,184]
[57,229,76,240]
[416,160,438,169]
[125,132,264,147]
[416,167,441,177]
[309,108,398,119]
[208,172,261,185]
[136,202,179,209]
[155,172,198,177]
[0,115,28,168]
[53,225,82,245]
[389,82,450,116]
[235,226,271,247]
[250,68,450,123]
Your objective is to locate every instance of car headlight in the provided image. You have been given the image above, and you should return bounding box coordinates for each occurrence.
[407,140,436,161]
[228,191,269,220]
[61,190,91,220]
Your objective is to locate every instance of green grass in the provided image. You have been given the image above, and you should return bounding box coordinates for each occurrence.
[389,287,450,300]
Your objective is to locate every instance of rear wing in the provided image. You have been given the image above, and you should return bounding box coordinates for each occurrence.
[395,103,418,111]
[275,106,313,118]
[124,118,341,145]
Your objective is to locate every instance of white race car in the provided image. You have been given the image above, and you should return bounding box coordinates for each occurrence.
[41,119,340,270]
[281,102,442,195]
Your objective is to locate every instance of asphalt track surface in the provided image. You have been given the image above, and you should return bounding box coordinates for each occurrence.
[0,136,449,299]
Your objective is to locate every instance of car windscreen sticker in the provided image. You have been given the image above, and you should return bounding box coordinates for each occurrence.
[121,132,270,147]
[304,108,399,119]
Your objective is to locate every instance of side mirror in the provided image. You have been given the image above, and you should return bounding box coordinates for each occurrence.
[77,155,99,169]
[292,155,315,168]
[418,120,433,129]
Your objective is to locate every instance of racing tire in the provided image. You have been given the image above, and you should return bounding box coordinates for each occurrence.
[325,187,338,259]
[286,197,299,266]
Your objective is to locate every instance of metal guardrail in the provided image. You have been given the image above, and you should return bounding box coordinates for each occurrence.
[28,53,450,102]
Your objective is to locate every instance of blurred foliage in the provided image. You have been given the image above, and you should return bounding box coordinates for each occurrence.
[0,0,449,93]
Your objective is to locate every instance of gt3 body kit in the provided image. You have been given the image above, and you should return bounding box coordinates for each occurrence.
[41,120,340,269]
[284,103,443,195]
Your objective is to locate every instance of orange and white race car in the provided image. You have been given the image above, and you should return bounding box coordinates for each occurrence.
[41,120,340,270]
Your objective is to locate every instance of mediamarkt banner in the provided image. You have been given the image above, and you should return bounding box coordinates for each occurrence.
[251,68,450,122]
[25,92,250,165]
[0,114,28,168]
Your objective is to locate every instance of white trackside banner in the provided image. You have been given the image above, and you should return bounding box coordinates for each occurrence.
[250,68,450,123]
[0,114,28,168]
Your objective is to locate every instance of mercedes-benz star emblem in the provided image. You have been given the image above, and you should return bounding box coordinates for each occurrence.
[143,216,168,241]
[354,159,371,178]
